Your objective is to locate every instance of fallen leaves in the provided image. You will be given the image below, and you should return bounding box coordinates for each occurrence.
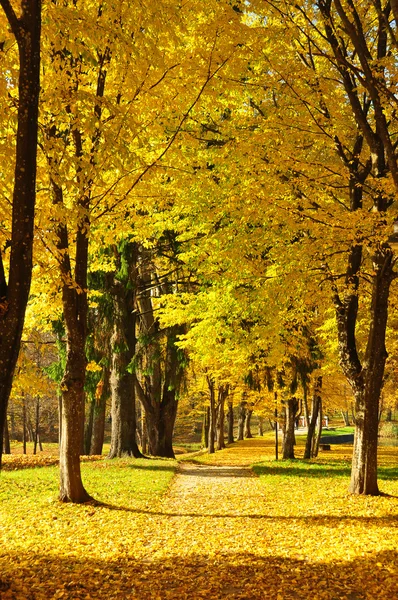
[1,439,398,598]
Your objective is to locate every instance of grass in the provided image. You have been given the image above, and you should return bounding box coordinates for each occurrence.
[3,437,398,599]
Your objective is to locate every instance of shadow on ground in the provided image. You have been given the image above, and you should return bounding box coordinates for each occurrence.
[1,548,397,599]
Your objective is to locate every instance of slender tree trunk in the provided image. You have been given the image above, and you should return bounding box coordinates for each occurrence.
[282,398,299,459]
[312,397,323,458]
[141,411,148,455]
[244,403,253,438]
[33,397,40,455]
[237,401,247,441]
[0,0,41,468]
[90,373,109,455]
[258,416,264,436]
[22,394,27,454]
[341,410,350,426]
[216,387,226,451]
[84,397,95,456]
[208,379,216,454]
[58,395,62,448]
[202,406,210,448]
[304,377,322,460]
[3,418,10,454]
[227,401,234,444]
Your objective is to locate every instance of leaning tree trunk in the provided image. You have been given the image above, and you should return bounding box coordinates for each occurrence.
[227,401,234,444]
[0,0,41,468]
[282,398,299,459]
[312,396,323,458]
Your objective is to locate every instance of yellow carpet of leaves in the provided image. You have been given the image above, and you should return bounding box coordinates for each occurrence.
[1,438,398,599]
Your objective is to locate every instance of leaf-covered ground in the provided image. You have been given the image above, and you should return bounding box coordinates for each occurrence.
[1,438,398,599]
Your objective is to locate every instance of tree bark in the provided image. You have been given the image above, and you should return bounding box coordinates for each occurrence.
[237,401,247,441]
[207,378,216,454]
[0,0,41,468]
[90,372,109,455]
[108,244,143,459]
[304,377,322,460]
[282,397,299,459]
[312,396,323,458]
[227,401,234,444]
[202,406,210,448]
[258,416,264,436]
[244,403,254,438]
[216,385,228,451]
[3,417,10,454]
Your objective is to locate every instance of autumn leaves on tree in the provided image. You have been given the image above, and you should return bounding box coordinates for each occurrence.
[1,0,398,500]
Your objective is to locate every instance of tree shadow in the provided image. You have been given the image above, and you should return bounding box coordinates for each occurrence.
[2,548,398,599]
[253,463,352,478]
[90,500,398,525]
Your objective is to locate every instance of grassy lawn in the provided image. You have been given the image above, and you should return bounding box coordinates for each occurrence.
[2,437,398,599]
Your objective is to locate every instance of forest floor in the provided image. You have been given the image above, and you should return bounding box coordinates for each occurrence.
[1,438,398,599]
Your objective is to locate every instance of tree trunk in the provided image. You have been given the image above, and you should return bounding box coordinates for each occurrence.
[90,372,109,455]
[312,396,323,458]
[227,401,234,444]
[0,0,41,468]
[145,396,178,458]
[341,410,350,426]
[282,398,299,459]
[385,408,392,422]
[22,394,27,454]
[216,386,227,451]
[244,403,253,438]
[207,378,216,454]
[33,397,40,455]
[84,397,95,456]
[141,411,148,455]
[3,418,10,454]
[202,406,210,448]
[304,377,322,460]
[237,401,247,441]
[258,416,264,436]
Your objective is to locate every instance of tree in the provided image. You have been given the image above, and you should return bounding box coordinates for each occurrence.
[0,0,41,468]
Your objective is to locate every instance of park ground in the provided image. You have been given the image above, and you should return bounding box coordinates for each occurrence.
[1,437,398,599]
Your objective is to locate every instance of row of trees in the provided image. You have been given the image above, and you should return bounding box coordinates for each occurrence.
[2,0,398,500]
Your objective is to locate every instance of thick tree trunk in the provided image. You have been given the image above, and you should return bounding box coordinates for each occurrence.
[334,250,394,495]
[244,403,253,438]
[282,398,299,459]
[304,377,322,460]
[0,0,41,468]
[237,401,247,441]
[145,397,178,458]
[227,401,234,444]
[202,406,210,448]
[108,243,143,459]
